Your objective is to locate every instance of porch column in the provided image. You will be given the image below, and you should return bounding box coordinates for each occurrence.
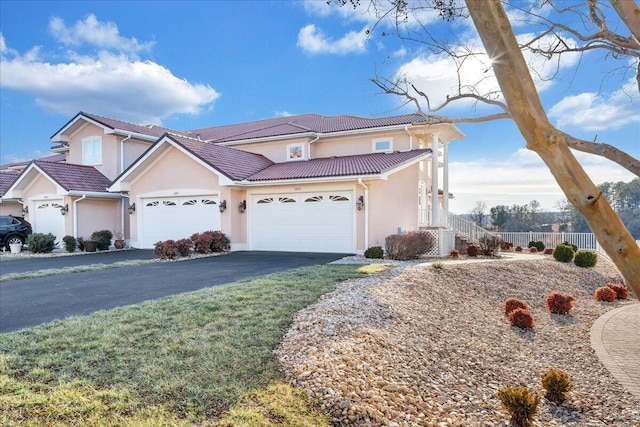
[443,140,449,224]
[431,133,440,227]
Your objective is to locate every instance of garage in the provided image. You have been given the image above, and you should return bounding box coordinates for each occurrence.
[33,200,65,241]
[140,195,220,248]
[250,191,354,253]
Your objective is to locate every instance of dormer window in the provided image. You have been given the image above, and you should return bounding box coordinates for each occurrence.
[372,138,392,153]
[82,137,102,165]
[287,143,305,161]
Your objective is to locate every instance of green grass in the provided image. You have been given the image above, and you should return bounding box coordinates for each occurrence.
[0,260,157,282]
[0,264,364,425]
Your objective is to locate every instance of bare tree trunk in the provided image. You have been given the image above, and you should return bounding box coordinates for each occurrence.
[466,0,640,298]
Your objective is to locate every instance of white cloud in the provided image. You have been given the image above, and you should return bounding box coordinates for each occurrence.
[448,148,636,213]
[549,79,640,131]
[0,17,219,125]
[49,15,154,56]
[275,110,294,117]
[297,24,368,55]
[1,150,50,165]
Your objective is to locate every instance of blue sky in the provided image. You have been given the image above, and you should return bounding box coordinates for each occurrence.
[1,0,638,214]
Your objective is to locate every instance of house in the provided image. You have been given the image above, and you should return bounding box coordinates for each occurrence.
[4,112,464,254]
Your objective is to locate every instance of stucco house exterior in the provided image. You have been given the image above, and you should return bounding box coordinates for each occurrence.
[4,111,464,254]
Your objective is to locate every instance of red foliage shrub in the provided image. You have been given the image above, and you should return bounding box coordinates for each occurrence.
[466,244,480,257]
[509,308,535,329]
[543,248,553,255]
[450,249,460,259]
[191,232,213,254]
[546,291,576,314]
[515,245,523,252]
[594,286,616,302]
[529,246,538,253]
[606,283,629,300]
[175,238,193,257]
[504,297,529,316]
[500,241,514,251]
[154,240,178,260]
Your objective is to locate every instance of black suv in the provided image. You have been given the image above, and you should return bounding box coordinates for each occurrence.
[0,215,32,249]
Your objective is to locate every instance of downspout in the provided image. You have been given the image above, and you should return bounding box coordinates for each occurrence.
[357,177,369,252]
[120,134,132,173]
[73,195,87,238]
[308,133,320,160]
[404,125,413,150]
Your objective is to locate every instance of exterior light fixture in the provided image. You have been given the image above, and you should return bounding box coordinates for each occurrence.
[21,206,28,216]
[356,195,364,211]
[219,200,227,213]
[128,203,136,215]
[60,204,69,215]
[238,200,246,213]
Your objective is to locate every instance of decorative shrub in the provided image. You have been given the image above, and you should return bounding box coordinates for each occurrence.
[574,251,597,268]
[207,230,230,252]
[450,249,460,259]
[91,230,113,251]
[500,241,514,251]
[364,246,384,259]
[504,297,529,316]
[431,262,445,270]
[528,246,538,253]
[478,235,502,256]
[465,243,480,257]
[384,232,434,260]
[26,233,56,253]
[594,286,616,302]
[154,240,178,260]
[528,240,545,251]
[541,368,574,404]
[62,235,76,253]
[552,244,575,263]
[497,385,540,427]
[515,245,523,252]
[606,283,629,300]
[562,241,578,252]
[543,248,553,255]
[191,232,213,254]
[175,239,193,257]
[77,237,85,252]
[546,291,576,314]
[508,308,535,329]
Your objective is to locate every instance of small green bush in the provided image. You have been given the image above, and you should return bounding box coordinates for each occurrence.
[562,241,578,252]
[497,385,540,427]
[431,262,445,270]
[528,241,545,251]
[385,232,434,260]
[574,251,597,268]
[364,246,384,259]
[26,233,56,253]
[76,237,85,251]
[541,368,574,404]
[62,235,76,253]
[90,229,113,251]
[552,244,575,263]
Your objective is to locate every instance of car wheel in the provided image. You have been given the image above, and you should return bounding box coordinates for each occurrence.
[6,235,24,249]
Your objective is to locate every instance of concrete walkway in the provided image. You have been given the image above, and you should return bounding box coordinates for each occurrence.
[590,303,640,399]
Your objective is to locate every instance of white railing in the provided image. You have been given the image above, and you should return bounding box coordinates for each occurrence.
[418,208,447,227]
[447,212,497,243]
[497,232,598,250]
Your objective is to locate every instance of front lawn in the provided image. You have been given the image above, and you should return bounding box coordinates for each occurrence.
[0,264,365,426]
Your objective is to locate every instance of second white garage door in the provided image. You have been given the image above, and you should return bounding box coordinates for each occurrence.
[250,191,354,253]
[33,200,66,242]
[140,196,220,248]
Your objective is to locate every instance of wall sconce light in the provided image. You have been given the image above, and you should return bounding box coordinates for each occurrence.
[356,195,365,211]
[238,200,246,213]
[60,204,69,216]
[128,203,136,215]
[21,206,28,216]
[219,200,227,213]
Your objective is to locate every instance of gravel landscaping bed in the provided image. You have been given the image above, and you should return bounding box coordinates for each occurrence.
[278,258,640,426]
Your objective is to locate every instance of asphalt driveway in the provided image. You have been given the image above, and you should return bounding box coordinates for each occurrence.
[0,251,348,333]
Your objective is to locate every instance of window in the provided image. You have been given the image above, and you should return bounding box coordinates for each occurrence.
[372,138,392,153]
[279,197,296,203]
[287,143,305,161]
[82,137,102,165]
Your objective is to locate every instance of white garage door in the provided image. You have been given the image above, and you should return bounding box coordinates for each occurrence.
[250,191,354,253]
[141,196,220,248]
[33,200,65,242]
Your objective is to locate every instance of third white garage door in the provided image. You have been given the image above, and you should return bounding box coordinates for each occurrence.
[140,196,220,248]
[250,191,354,253]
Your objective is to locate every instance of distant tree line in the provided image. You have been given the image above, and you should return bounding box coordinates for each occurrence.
[467,178,640,238]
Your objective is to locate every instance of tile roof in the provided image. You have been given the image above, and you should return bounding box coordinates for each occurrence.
[0,171,20,196]
[80,112,183,139]
[33,161,112,193]
[187,113,432,143]
[245,149,431,182]
[166,134,274,181]
[1,153,66,171]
